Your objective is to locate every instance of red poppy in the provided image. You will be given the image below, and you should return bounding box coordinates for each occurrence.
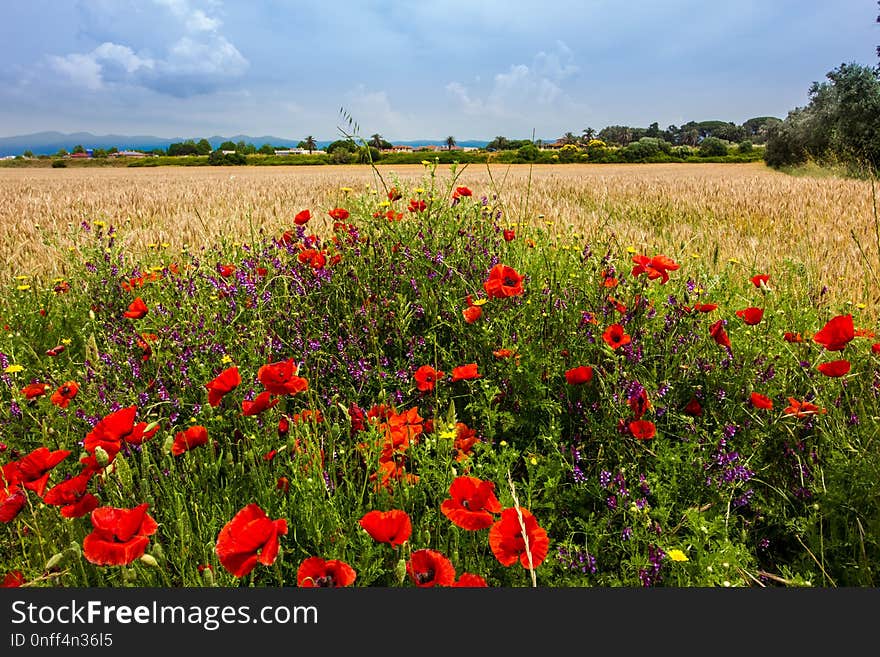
[258,358,309,395]
[750,392,774,409]
[483,264,525,299]
[276,476,290,493]
[631,254,680,284]
[359,509,412,547]
[20,383,49,400]
[783,397,826,418]
[502,229,515,242]
[43,471,99,518]
[812,314,854,352]
[206,366,241,407]
[709,319,731,349]
[440,476,502,530]
[6,447,70,497]
[84,406,158,461]
[216,504,288,577]
[565,365,593,385]
[489,507,550,569]
[123,297,148,319]
[408,199,427,213]
[452,573,489,587]
[50,381,79,408]
[388,187,402,201]
[1,571,25,587]
[750,274,770,288]
[462,304,482,323]
[0,485,27,523]
[493,348,514,359]
[454,186,472,198]
[171,425,209,456]
[453,422,480,462]
[294,209,311,225]
[784,332,804,343]
[873,343,880,354]
[45,344,66,356]
[684,398,703,417]
[451,363,480,381]
[242,391,279,417]
[218,264,236,277]
[296,556,357,587]
[82,503,158,566]
[629,419,656,440]
[817,360,851,377]
[328,207,349,221]
[735,307,764,325]
[602,324,631,350]
[414,365,444,392]
[628,388,651,419]
[693,303,718,313]
[406,549,456,587]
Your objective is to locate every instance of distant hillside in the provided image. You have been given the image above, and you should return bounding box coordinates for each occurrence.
[0,132,493,156]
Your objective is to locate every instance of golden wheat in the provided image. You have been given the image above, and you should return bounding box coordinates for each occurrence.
[1,162,877,315]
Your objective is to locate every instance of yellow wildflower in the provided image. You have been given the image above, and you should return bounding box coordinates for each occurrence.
[4,364,24,374]
[667,549,689,562]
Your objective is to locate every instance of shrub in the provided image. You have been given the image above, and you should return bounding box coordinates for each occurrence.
[51,159,67,168]
[699,137,729,157]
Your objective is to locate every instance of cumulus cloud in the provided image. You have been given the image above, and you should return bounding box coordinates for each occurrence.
[446,41,579,118]
[47,0,247,97]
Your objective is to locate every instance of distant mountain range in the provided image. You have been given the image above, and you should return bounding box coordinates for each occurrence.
[0,131,494,156]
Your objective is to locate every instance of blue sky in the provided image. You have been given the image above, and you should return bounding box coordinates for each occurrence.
[0,1,876,142]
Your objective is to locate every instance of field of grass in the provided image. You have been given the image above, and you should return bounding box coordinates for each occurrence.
[1,161,878,588]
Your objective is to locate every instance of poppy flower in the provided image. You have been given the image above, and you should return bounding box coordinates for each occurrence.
[45,344,66,357]
[414,365,444,392]
[0,485,27,523]
[483,264,525,299]
[873,343,880,354]
[783,397,826,418]
[502,229,515,242]
[628,388,651,419]
[451,363,480,381]
[242,391,279,417]
[205,366,241,407]
[50,381,79,409]
[602,324,631,350]
[709,319,731,349]
[171,425,209,456]
[359,509,412,547]
[812,314,854,352]
[489,507,550,569]
[6,447,70,497]
[684,398,703,417]
[1,571,25,587]
[493,349,514,359]
[750,392,774,410]
[406,549,456,587]
[408,199,427,213]
[784,332,804,343]
[454,186,472,198]
[123,297,148,319]
[736,307,764,325]
[693,303,718,313]
[328,207,349,221]
[82,503,158,566]
[258,358,309,395]
[43,471,99,518]
[84,406,158,461]
[452,573,489,587]
[388,187,402,201]
[750,274,770,289]
[218,264,236,278]
[817,360,851,378]
[565,365,594,385]
[462,304,482,323]
[294,209,311,225]
[440,476,503,530]
[629,419,656,440]
[20,383,49,400]
[631,254,680,284]
[296,556,357,587]
[216,504,288,577]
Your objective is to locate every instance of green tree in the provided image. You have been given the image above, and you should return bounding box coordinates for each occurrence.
[446,135,456,150]
[72,144,85,154]
[56,148,68,157]
[219,141,237,151]
[302,136,318,153]
[369,134,384,149]
[196,139,212,155]
[22,150,33,158]
[486,136,510,151]
[258,143,275,155]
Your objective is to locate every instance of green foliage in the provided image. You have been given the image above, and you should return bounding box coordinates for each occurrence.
[699,137,729,157]
[50,159,66,168]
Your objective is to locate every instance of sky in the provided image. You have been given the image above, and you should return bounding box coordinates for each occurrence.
[0,1,877,142]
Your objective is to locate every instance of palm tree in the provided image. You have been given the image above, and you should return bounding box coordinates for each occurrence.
[582,126,596,142]
[446,135,456,150]
[303,136,317,154]
[561,131,578,146]
[369,133,384,149]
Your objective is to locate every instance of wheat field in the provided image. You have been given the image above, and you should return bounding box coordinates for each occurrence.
[2,162,877,315]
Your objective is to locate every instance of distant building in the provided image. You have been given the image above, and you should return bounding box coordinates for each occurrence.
[109,150,146,158]
[274,148,325,155]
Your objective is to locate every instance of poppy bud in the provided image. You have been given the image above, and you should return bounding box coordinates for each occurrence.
[94,445,110,467]
[45,552,65,570]
[394,558,407,585]
[140,554,159,567]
